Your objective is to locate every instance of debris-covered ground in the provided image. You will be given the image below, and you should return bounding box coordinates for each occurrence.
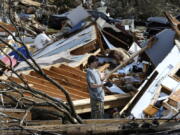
[0,0,179,134]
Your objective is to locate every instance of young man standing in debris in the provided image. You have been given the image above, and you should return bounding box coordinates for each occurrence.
[86,56,112,119]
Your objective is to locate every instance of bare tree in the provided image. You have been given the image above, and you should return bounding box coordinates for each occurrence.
[0,2,83,129]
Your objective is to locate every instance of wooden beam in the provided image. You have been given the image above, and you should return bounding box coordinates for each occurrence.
[102,29,130,47]
[97,63,110,72]
[59,64,86,77]
[95,24,105,53]
[83,119,179,124]
[50,66,86,82]
[21,74,89,98]
[29,71,88,93]
[2,91,46,105]
[0,22,16,32]
[164,12,180,38]
[43,69,87,86]
[25,120,62,126]
[70,40,97,55]
[24,121,180,135]
[73,94,131,114]
[0,108,31,121]
[20,0,41,7]
[32,94,131,114]
[0,43,6,47]
[8,76,68,100]
[9,76,87,100]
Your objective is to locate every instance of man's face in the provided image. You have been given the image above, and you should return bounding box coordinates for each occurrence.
[91,60,98,68]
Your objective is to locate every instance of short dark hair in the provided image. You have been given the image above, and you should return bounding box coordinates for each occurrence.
[87,56,98,65]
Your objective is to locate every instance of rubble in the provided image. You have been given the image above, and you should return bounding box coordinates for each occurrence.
[0,1,179,134]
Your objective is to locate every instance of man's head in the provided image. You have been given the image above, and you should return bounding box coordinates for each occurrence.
[88,56,99,68]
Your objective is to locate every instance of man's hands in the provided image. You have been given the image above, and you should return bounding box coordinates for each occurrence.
[103,82,113,87]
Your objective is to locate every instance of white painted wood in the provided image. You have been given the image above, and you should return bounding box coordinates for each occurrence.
[131,45,180,118]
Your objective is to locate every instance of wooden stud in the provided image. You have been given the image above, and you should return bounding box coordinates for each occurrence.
[21,74,89,98]
[50,66,86,82]
[59,64,86,77]
[29,71,88,93]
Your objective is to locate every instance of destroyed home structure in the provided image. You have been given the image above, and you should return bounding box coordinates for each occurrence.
[120,13,180,119]
[0,0,179,134]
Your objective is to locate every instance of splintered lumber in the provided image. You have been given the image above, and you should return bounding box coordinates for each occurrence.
[25,120,63,126]
[168,89,180,107]
[0,108,31,121]
[28,94,131,114]
[30,71,87,92]
[96,24,106,52]
[20,0,41,7]
[73,94,131,114]
[1,91,46,105]
[50,66,86,82]
[104,36,158,80]
[102,29,130,47]
[42,68,87,88]
[70,40,97,55]
[21,74,89,97]
[0,43,7,47]
[23,120,180,135]
[164,12,180,38]
[98,63,110,72]
[7,63,90,101]
[2,119,179,135]
[82,119,179,124]
[9,76,86,101]
[0,22,16,32]
[59,64,86,77]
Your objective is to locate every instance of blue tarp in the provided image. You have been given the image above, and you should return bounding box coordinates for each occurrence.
[9,46,31,61]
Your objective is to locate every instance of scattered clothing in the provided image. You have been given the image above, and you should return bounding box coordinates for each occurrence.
[34,32,51,49]
[1,56,17,67]
[9,46,31,61]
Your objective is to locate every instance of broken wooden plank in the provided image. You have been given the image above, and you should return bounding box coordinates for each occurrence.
[20,0,41,7]
[29,71,88,92]
[9,76,68,100]
[21,74,89,97]
[70,40,97,55]
[60,64,86,77]
[9,76,85,100]
[164,12,180,38]
[73,94,131,114]
[168,89,180,108]
[0,108,31,121]
[50,66,86,82]
[0,22,16,32]
[23,120,180,135]
[42,69,87,87]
